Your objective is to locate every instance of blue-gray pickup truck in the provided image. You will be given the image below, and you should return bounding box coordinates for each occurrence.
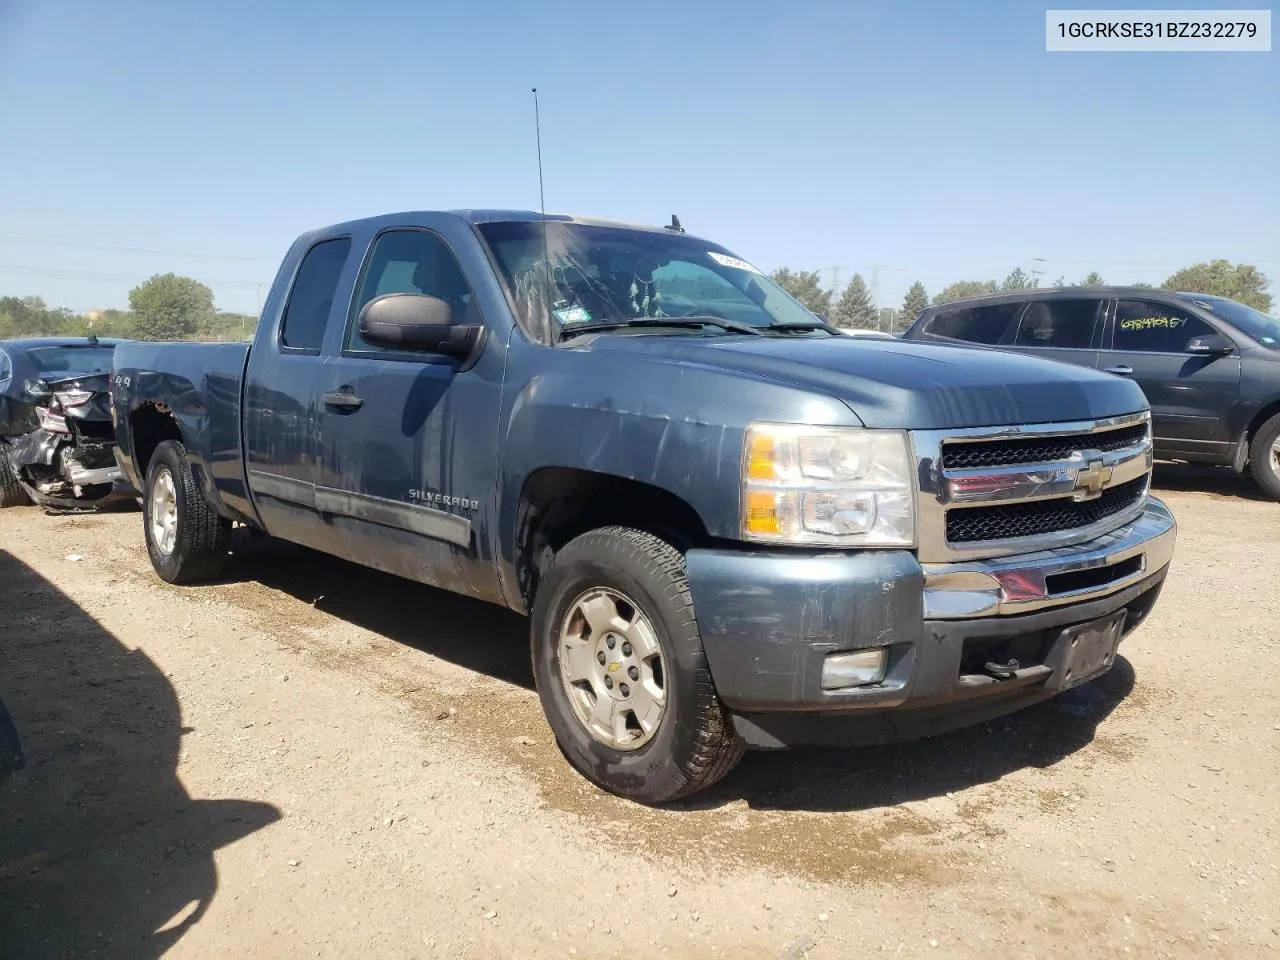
[111,210,1177,803]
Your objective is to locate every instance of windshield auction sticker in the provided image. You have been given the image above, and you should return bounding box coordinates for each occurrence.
[708,252,764,274]
[1046,9,1271,50]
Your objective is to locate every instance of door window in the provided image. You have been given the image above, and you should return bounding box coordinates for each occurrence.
[281,238,352,351]
[0,349,11,382]
[1113,300,1215,353]
[1013,299,1101,349]
[346,230,477,352]
[919,302,1020,344]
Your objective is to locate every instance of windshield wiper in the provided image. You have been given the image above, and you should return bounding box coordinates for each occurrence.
[763,320,841,334]
[558,316,763,341]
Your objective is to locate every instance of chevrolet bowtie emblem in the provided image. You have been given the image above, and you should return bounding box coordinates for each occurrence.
[1072,458,1113,501]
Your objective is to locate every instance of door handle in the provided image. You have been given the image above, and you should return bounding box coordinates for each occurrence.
[323,389,364,410]
[1103,365,1133,375]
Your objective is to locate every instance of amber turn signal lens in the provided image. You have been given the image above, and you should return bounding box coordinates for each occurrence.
[747,433,776,480]
[744,491,781,534]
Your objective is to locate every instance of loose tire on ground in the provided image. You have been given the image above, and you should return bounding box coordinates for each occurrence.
[1249,412,1280,501]
[143,440,231,584]
[530,526,744,804]
[0,442,31,508]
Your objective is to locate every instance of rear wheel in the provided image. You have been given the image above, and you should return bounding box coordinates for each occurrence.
[143,440,231,583]
[0,442,31,508]
[1249,413,1280,501]
[530,526,743,804]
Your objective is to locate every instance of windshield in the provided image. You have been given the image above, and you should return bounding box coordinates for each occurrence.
[26,346,116,374]
[476,221,823,338]
[1183,295,1280,350]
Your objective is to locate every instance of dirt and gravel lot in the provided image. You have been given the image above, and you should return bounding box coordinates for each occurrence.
[1,465,1276,960]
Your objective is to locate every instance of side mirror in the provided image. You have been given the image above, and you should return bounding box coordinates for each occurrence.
[357,293,484,359]
[1186,333,1231,356]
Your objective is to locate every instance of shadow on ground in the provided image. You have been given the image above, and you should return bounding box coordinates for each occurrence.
[216,533,1138,813]
[0,550,280,960]
[1152,461,1267,501]
[685,656,1136,812]
[221,532,535,690]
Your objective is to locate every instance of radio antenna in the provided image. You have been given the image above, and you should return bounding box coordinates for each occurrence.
[532,87,555,341]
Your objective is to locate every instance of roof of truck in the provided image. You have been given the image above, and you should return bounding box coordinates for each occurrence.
[312,209,706,241]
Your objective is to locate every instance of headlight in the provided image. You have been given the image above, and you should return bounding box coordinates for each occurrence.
[741,424,915,546]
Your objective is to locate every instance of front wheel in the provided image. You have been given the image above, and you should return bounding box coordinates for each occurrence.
[143,440,231,583]
[530,526,743,804]
[1249,412,1280,501]
[0,442,31,508]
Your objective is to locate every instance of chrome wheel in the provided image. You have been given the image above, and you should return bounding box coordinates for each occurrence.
[149,466,178,556]
[1271,436,1280,477]
[558,587,667,751]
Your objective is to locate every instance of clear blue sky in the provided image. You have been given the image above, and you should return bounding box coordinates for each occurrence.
[1,0,1277,315]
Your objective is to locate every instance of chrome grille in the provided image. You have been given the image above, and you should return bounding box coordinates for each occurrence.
[911,413,1153,563]
[946,475,1148,543]
[940,422,1149,470]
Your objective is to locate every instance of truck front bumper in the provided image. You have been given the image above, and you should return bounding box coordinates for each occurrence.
[685,498,1176,749]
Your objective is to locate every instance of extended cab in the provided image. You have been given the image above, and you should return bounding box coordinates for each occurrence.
[112,211,1177,803]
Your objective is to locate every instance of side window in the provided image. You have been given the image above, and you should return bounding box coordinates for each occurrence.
[921,303,1019,344]
[1114,300,1215,353]
[347,230,476,352]
[281,238,352,351]
[1013,298,1101,349]
[0,350,11,382]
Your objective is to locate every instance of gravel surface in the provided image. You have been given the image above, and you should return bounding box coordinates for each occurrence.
[1,465,1276,959]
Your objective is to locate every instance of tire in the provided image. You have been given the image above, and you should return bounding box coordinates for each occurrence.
[0,442,31,508]
[1249,413,1280,501]
[530,526,744,804]
[143,440,231,583]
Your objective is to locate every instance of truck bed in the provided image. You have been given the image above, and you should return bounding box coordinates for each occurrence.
[112,340,254,523]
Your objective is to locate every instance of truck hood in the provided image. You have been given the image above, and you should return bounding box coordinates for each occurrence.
[582,335,1147,430]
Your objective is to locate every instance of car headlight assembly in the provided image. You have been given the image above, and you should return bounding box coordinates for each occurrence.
[741,424,915,546]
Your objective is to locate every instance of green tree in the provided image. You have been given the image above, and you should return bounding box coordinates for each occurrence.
[897,280,929,331]
[1130,281,1154,289]
[1002,267,1037,291]
[832,273,876,328]
[769,268,832,317]
[128,273,215,340]
[932,280,998,305]
[1075,271,1105,287]
[1161,260,1272,313]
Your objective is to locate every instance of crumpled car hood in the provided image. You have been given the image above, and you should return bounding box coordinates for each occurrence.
[579,335,1147,430]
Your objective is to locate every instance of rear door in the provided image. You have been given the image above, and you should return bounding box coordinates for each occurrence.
[314,223,506,603]
[1102,298,1242,458]
[1006,296,1105,371]
[243,235,355,546]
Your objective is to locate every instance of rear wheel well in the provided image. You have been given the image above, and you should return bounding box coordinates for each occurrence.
[130,404,182,481]
[514,467,711,612]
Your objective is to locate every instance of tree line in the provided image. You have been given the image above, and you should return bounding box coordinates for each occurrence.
[769,259,1274,332]
[0,273,257,342]
[2,259,1273,342]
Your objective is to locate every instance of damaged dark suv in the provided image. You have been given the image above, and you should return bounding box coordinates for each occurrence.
[0,336,135,512]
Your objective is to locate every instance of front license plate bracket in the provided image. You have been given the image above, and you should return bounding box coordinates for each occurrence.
[1046,609,1127,691]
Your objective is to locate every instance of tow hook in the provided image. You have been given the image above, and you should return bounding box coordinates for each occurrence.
[983,658,1021,680]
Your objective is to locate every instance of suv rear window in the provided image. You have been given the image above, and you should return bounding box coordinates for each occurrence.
[920,303,1020,344]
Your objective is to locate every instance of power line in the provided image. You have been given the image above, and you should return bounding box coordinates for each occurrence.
[0,232,279,262]
[0,263,269,287]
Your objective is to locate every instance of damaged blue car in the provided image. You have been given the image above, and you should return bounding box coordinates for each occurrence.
[0,336,136,512]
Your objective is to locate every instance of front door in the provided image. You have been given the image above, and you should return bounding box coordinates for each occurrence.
[1103,298,1242,459]
[316,226,504,603]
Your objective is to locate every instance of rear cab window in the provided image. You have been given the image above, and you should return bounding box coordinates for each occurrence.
[919,302,1021,344]
[281,238,352,351]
